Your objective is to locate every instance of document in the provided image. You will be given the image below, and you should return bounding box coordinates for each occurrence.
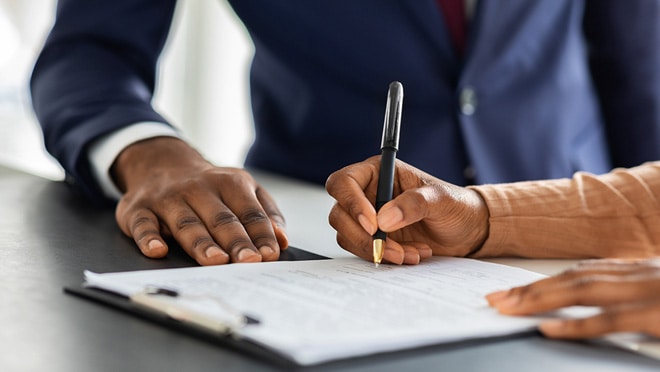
[83,257,561,365]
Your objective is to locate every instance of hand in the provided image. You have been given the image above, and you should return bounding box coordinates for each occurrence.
[111,137,288,265]
[325,156,489,265]
[487,258,660,339]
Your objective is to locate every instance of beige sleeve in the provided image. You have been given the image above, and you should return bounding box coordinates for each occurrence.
[468,162,660,258]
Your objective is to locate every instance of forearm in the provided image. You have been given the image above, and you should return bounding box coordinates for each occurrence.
[30,0,177,202]
[469,162,660,258]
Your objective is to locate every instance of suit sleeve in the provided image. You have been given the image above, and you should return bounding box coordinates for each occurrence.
[583,0,660,168]
[30,0,178,203]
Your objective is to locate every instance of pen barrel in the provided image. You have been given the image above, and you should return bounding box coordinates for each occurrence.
[375,147,396,211]
[373,228,387,241]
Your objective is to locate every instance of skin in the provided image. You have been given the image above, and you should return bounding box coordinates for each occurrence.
[487,258,660,339]
[325,156,489,265]
[111,136,288,265]
[327,156,660,339]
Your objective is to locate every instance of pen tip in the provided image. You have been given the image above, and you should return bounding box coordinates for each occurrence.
[373,239,384,267]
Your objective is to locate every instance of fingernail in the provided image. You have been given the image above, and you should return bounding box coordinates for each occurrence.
[358,214,375,234]
[539,320,564,335]
[147,239,164,252]
[238,248,261,262]
[205,246,227,258]
[259,245,276,258]
[378,207,403,230]
[419,246,433,259]
[485,290,510,304]
[403,250,421,265]
[384,249,405,265]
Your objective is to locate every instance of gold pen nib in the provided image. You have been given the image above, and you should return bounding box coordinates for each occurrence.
[373,239,384,267]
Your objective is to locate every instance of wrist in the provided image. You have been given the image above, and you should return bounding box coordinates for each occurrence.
[464,187,490,257]
[111,137,209,193]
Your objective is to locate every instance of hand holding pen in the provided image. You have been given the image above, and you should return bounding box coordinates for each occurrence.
[326,82,490,265]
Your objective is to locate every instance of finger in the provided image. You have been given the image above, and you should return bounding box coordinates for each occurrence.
[382,238,406,265]
[493,274,660,315]
[539,301,660,339]
[331,200,408,265]
[214,180,282,263]
[336,231,372,262]
[256,185,289,251]
[331,203,378,258]
[513,257,660,300]
[119,208,169,259]
[203,201,273,263]
[491,261,657,305]
[160,204,232,265]
[397,241,433,264]
[377,187,434,232]
[326,158,380,235]
[497,269,619,301]
[486,289,511,305]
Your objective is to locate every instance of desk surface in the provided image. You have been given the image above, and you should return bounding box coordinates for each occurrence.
[1,165,658,371]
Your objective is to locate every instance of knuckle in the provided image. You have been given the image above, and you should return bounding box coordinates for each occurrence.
[212,211,240,228]
[135,229,161,244]
[212,168,253,187]
[593,311,620,333]
[325,172,338,191]
[328,206,340,228]
[269,211,286,227]
[132,215,154,229]
[336,233,349,250]
[251,233,276,248]
[225,238,254,254]
[191,236,214,251]
[573,276,597,290]
[564,318,589,333]
[175,214,203,231]
[239,208,269,226]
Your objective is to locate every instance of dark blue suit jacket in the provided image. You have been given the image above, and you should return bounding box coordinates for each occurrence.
[31,0,660,203]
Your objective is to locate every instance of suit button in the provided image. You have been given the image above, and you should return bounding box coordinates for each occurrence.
[460,87,477,116]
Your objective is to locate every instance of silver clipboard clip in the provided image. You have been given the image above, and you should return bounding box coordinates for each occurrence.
[130,285,258,336]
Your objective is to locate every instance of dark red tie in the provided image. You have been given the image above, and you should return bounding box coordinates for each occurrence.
[436,0,467,56]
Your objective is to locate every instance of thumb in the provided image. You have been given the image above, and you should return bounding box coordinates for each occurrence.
[377,188,430,232]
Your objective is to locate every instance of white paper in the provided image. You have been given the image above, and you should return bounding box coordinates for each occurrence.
[84,257,558,365]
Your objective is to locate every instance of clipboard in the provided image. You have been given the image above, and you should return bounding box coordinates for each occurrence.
[64,252,563,366]
[64,246,328,368]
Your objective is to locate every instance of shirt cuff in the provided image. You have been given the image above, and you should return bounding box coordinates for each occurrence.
[88,122,180,200]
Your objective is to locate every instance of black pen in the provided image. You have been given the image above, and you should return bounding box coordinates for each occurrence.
[373,81,403,267]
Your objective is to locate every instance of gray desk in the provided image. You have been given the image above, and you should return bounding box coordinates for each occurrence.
[1,165,658,371]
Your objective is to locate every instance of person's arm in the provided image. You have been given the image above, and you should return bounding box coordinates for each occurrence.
[470,162,660,258]
[30,0,177,202]
[325,157,660,264]
[30,0,288,265]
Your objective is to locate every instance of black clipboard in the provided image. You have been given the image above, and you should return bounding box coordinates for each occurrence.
[64,247,328,368]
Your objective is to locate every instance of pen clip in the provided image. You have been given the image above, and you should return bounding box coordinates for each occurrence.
[381,81,403,151]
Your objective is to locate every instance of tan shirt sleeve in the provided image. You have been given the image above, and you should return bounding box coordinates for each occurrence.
[468,162,660,258]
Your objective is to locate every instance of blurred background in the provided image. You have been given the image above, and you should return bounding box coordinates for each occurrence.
[0,0,255,180]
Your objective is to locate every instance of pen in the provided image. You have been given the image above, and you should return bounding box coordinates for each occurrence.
[373,81,403,267]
